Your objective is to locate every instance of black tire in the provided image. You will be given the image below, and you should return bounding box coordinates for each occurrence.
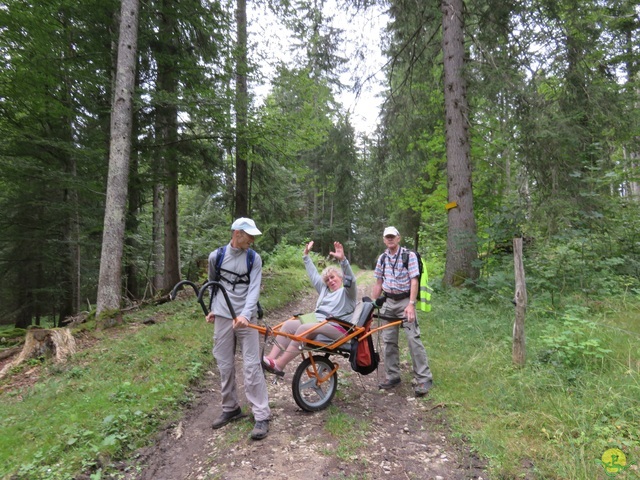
[292,355,338,412]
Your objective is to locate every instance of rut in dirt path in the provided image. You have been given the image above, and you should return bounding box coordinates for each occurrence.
[124,272,487,480]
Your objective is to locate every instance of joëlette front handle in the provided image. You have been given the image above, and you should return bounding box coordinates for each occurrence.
[170,280,209,316]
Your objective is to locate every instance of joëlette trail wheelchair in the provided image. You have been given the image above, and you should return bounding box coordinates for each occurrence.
[170,279,404,412]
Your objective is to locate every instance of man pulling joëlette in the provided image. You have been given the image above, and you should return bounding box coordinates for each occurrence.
[205,217,270,440]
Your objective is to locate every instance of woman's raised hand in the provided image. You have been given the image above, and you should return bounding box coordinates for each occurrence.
[329,241,345,262]
[303,240,314,256]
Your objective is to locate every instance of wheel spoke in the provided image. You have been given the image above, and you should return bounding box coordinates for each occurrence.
[298,377,318,390]
[310,385,328,399]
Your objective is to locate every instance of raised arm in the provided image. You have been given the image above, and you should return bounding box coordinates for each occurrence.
[303,241,324,293]
[331,242,357,301]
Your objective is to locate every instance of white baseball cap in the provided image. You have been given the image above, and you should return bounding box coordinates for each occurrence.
[231,217,262,236]
[383,226,400,237]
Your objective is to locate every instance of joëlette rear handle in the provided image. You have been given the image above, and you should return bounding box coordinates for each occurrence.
[197,280,237,319]
[169,280,236,319]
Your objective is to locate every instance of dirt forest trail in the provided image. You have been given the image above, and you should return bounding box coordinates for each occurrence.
[124,270,487,480]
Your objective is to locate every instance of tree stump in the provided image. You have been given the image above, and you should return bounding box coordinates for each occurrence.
[0,327,76,378]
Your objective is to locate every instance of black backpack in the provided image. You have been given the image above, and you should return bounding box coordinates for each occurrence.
[380,247,423,284]
[212,245,263,318]
[349,301,379,375]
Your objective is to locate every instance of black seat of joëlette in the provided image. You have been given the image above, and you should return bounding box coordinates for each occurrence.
[304,300,375,352]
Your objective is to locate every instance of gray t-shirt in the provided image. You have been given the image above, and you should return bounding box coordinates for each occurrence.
[303,255,357,323]
[208,242,262,321]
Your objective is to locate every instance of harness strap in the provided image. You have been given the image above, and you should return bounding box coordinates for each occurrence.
[218,267,251,290]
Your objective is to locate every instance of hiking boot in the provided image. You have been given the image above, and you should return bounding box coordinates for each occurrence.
[378,377,401,390]
[250,420,269,440]
[414,382,432,397]
[211,407,246,429]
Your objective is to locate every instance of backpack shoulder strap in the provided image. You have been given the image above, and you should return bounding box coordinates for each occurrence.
[217,245,255,274]
[379,252,388,276]
[246,248,255,273]
[209,246,226,308]
[215,246,227,277]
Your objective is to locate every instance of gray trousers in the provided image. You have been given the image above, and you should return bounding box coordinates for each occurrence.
[379,297,433,384]
[212,316,270,421]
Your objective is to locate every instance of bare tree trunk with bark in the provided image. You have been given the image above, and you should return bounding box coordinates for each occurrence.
[441,0,479,287]
[157,0,181,293]
[235,0,249,218]
[96,0,140,323]
[151,183,165,295]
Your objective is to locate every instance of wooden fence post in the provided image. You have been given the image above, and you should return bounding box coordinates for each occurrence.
[512,237,527,366]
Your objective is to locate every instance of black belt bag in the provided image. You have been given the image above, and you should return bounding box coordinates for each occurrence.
[383,291,410,301]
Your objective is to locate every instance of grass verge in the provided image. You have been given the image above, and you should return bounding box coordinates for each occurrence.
[424,292,640,479]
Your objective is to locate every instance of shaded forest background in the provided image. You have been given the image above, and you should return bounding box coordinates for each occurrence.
[0,0,638,328]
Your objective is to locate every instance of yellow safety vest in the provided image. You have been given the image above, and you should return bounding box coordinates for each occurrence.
[418,257,432,312]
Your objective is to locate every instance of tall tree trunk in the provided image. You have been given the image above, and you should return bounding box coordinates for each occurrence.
[158,0,181,292]
[96,0,140,321]
[58,9,78,324]
[125,155,140,299]
[65,156,81,319]
[62,82,80,321]
[163,181,180,291]
[152,183,164,294]
[124,68,143,300]
[623,17,639,200]
[441,0,479,287]
[235,0,249,218]
[512,237,527,366]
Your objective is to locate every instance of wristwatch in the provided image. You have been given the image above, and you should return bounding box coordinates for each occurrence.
[409,300,416,305]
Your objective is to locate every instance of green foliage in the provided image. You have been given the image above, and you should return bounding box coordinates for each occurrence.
[538,306,613,368]
[259,251,312,312]
[0,0,238,324]
[2,0,638,332]
[525,229,640,305]
[261,242,306,270]
[250,65,358,254]
[176,185,232,282]
[0,0,113,326]
[428,288,640,479]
